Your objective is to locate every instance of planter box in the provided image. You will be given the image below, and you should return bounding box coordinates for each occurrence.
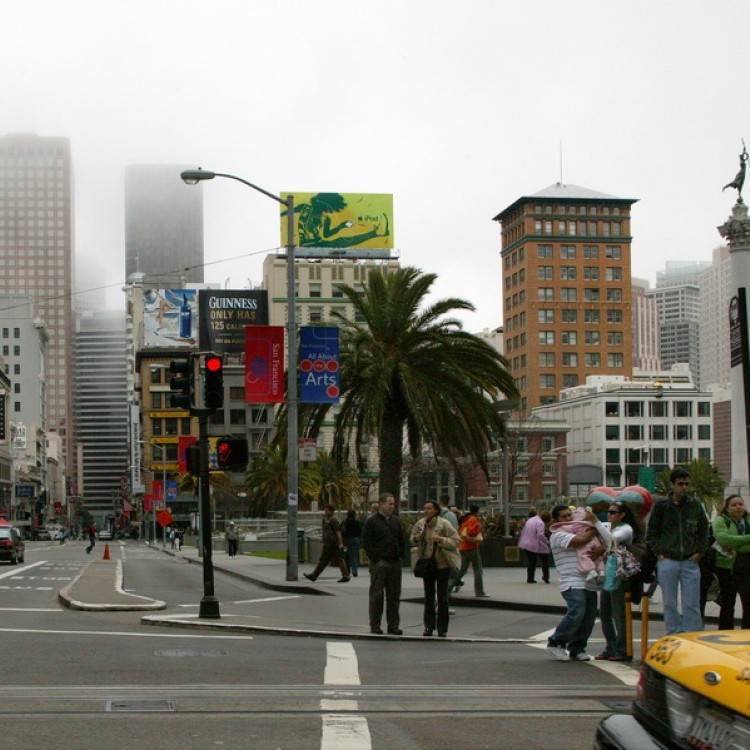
[479,538,524,567]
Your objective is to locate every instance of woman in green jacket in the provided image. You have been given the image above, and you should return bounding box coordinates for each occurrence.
[712,494,750,629]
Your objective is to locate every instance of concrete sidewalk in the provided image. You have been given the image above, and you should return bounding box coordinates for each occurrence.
[56,540,689,643]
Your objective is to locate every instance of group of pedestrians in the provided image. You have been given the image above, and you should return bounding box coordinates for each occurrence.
[545,466,750,663]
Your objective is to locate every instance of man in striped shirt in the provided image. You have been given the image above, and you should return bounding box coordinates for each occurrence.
[546,505,602,662]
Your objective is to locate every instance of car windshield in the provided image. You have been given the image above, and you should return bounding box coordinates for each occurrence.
[0,529,11,539]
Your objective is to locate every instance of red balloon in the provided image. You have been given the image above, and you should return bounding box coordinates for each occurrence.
[617,485,653,517]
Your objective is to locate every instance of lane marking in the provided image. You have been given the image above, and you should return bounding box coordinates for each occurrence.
[0,561,47,580]
[177,595,300,608]
[322,642,371,750]
[0,627,254,640]
[0,607,62,612]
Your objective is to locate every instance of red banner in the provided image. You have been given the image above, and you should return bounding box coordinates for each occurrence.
[143,494,154,512]
[245,325,285,403]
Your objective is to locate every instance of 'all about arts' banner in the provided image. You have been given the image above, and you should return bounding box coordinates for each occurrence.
[299,326,340,404]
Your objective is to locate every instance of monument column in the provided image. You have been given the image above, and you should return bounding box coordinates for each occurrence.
[719,144,750,495]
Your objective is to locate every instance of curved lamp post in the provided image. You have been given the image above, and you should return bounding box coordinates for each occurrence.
[180,169,299,581]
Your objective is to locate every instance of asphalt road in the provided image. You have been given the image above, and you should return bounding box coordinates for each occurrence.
[0,540,637,749]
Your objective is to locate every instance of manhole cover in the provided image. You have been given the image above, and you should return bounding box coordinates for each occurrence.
[107,699,176,712]
[155,649,227,658]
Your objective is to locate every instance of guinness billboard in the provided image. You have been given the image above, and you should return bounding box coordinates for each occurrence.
[198,290,269,353]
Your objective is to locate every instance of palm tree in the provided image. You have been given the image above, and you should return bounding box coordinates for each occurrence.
[654,457,725,513]
[246,445,320,515]
[300,266,518,498]
[309,450,362,509]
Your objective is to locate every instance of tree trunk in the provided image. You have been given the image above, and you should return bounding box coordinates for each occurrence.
[379,406,404,500]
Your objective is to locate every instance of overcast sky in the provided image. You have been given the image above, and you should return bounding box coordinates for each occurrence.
[3,1,749,331]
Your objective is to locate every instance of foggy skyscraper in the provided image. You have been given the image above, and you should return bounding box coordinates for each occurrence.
[125,164,204,286]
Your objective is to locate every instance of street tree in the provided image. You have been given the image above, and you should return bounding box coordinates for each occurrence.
[296,266,518,499]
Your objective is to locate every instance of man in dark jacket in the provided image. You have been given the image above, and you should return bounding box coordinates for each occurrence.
[646,467,709,634]
[304,506,350,583]
[362,493,405,635]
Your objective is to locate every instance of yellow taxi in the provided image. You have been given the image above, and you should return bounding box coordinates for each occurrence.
[595,630,750,749]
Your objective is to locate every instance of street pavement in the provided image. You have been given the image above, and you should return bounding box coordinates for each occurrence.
[54,539,700,645]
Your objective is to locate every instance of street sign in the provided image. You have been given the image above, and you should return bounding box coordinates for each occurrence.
[157,510,174,527]
[299,438,317,462]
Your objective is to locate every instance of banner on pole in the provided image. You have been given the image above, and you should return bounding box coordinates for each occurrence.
[245,326,285,403]
[299,326,340,404]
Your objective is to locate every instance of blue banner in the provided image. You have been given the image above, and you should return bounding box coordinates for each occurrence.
[299,326,340,404]
[166,480,178,503]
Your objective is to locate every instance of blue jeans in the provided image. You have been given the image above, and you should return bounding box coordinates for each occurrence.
[345,537,361,576]
[599,583,627,657]
[657,558,703,634]
[548,588,598,656]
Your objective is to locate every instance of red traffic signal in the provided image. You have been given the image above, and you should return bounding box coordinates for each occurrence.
[215,437,248,470]
[203,353,224,410]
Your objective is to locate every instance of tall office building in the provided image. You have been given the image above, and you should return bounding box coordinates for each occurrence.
[125,164,204,287]
[0,133,74,472]
[631,277,661,371]
[698,246,732,389]
[74,311,129,519]
[493,182,637,412]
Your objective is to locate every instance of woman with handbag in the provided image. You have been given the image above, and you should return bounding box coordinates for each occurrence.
[410,500,461,637]
[596,501,641,661]
[712,494,750,629]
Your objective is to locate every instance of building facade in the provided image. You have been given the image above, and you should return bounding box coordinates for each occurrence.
[631,277,661,371]
[0,133,74,474]
[493,182,637,412]
[125,164,204,287]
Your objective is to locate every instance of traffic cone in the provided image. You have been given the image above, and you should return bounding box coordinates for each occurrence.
[102,543,111,560]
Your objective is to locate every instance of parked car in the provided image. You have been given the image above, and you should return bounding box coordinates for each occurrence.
[35,528,51,541]
[594,629,750,749]
[0,526,25,564]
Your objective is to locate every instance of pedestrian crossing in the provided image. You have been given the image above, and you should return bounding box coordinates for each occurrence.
[0,561,86,591]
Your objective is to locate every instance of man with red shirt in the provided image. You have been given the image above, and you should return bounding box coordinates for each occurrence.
[451,504,488,597]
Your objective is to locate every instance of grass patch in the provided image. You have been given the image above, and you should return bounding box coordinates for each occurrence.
[246,550,286,560]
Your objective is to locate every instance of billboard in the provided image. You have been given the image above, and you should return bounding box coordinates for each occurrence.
[198,290,269,353]
[245,326,285,403]
[299,326,340,404]
[143,289,198,348]
[280,192,393,253]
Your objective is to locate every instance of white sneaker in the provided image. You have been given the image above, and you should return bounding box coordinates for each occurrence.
[572,652,592,661]
[546,645,570,661]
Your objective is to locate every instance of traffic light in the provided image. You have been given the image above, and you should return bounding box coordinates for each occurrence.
[169,356,194,409]
[185,444,201,476]
[203,353,224,410]
[216,437,249,470]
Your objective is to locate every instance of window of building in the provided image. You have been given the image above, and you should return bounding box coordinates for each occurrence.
[13,383,20,394]
[608,353,624,367]
[538,309,554,323]
[1,328,6,338]
[537,244,553,259]
[309,307,324,323]
[584,309,600,324]
[584,288,600,302]
[607,310,623,324]
[698,402,711,416]
[650,401,668,417]
[540,374,556,389]
[13,328,19,339]
[165,418,178,436]
[539,352,555,367]
[606,448,620,463]
[606,425,619,440]
[151,392,163,409]
[152,420,162,436]
[561,288,576,302]
[585,331,600,345]
[583,266,599,280]
[627,447,646,463]
[652,447,668,464]
[675,448,692,463]
[562,374,578,388]
[607,331,623,345]
[625,402,643,417]
[560,266,576,280]
[583,245,599,259]
[674,401,692,417]
[539,331,554,345]
[698,447,711,462]
[585,352,600,366]
[229,386,245,400]
[542,460,555,477]
[13,346,19,356]
[515,484,529,501]
[605,246,622,259]
[2,346,7,356]
[150,368,163,384]
[537,266,553,280]
[606,267,623,281]
[605,402,619,417]
[607,289,622,302]
[230,409,246,425]
[561,309,577,323]
[309,283,322,298]
[698,424,711,440]
[562,331,577,345]
[627,425,643,440]
[538,287,554,301]
[562,352,578,366]
[560,245,576,259]
[651,424,667,440]
[179,418,190,434]
[674,425,692,440]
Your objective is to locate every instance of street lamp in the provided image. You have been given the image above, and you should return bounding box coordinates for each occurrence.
[180,168,299,581]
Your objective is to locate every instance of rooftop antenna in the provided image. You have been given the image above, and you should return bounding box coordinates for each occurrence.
[559,140,564,185]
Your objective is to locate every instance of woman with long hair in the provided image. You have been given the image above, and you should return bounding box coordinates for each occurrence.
[597,501,641,661]
[410,500,460,637]
[712,494,750,629]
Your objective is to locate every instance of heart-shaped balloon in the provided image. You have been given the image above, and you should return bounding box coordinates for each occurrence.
[617,485,653,518]
[586,486,618,512]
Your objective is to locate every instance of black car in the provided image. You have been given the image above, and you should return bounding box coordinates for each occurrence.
[0,526,25,564]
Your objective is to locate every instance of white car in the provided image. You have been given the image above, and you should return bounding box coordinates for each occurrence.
[98,529,113,540]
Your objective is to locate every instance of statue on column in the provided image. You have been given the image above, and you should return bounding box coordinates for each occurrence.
[723,140,748,201]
